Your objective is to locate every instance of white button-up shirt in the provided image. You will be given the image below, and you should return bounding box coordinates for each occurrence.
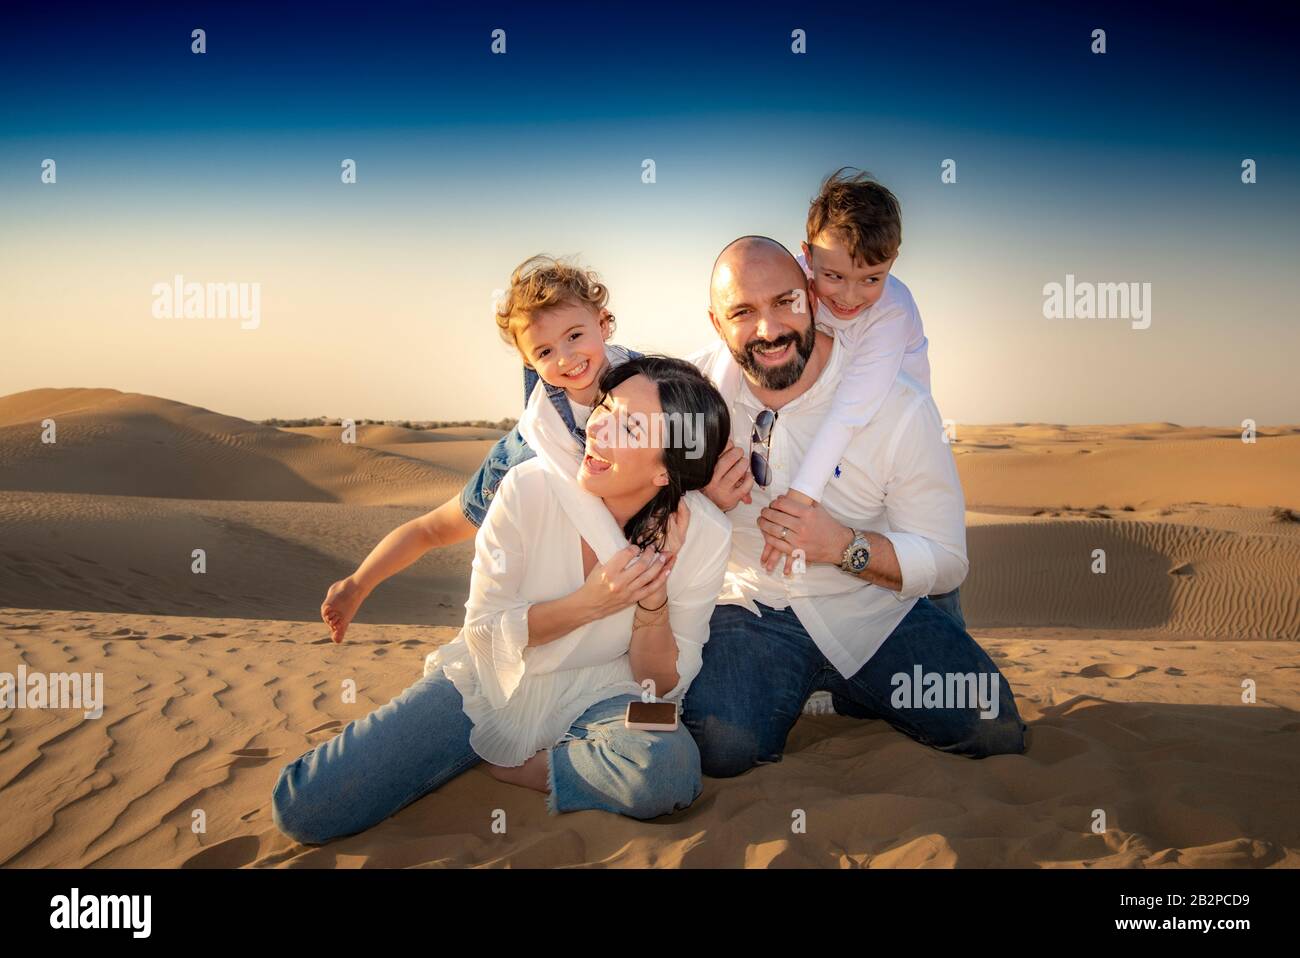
[688,333,968,678]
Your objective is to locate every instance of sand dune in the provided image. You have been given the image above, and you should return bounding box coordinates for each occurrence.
[0,388,466,506]
[962,513,1300,639]
[282,424,505,445]
[954,423,1300,512]
[0,491,473,627]
[1,389,1298,868]
[1,608,1296,868]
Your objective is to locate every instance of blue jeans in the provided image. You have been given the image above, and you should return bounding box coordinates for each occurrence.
[272,673,702,844]
[682,597,1026,778]
[459,424,536,528]
[928,587,965,630]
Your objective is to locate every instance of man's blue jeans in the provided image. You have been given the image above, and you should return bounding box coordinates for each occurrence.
[682,597,1026,778]
[272,673,701,844]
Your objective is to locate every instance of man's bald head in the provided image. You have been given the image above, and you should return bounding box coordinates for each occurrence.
[709,236,804,313]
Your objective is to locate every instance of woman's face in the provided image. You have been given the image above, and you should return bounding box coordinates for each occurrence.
[578,373,670,500]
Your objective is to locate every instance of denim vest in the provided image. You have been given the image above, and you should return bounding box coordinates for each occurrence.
[458,345,642,527]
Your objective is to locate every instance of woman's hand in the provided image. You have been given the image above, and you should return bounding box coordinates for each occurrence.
[321,575,370,643]
[578,544,675,621]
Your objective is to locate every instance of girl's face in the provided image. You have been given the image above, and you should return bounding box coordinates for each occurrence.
[515,301,611,396]
[578,373,669,500]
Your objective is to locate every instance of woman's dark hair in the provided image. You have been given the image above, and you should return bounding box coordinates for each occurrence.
[593,355,731,550]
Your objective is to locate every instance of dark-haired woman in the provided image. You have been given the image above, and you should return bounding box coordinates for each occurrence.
[272,357,732,841]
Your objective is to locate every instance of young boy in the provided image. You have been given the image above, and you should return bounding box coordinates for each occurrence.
[782,170,965,716]
[784,170,964,611]
[789,167,930,507]
[320,255,640,643]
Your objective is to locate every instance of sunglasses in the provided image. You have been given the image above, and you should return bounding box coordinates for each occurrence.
[750,408,777,487]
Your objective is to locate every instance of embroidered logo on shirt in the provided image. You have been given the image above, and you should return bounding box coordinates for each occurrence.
[834,464,842,479]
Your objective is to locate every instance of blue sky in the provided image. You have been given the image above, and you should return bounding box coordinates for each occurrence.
[2,1,1297,425]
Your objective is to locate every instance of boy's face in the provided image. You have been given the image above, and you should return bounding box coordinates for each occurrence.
[803,231,896,320]
[515,301,611,396]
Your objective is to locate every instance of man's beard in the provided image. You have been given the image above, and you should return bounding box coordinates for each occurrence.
[731,320,817,391]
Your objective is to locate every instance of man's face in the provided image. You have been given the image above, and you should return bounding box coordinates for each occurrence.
[710,255,816,391]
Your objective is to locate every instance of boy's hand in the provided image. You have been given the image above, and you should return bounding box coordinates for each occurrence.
[760,490,814,574]
[704,439,754,512]
[758,493,852,576]
[322,575,369,643]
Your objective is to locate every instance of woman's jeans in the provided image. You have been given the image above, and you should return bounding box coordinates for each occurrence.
[272,673,701,845]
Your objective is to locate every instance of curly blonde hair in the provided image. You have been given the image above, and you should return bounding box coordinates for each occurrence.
[495,254,615,353]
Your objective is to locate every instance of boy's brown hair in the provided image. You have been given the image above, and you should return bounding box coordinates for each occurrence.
[806,168,902,267]
[495,254,615,352]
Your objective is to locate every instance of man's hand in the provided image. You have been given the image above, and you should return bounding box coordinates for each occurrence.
[703,438,753,512]
[756,493,854,576]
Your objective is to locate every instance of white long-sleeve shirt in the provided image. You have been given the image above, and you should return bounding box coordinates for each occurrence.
[687,332,967,678]
[791,252,931,501]
[425,378,733,766]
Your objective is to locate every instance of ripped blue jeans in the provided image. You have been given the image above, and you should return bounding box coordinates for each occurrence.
[272,673,701,845]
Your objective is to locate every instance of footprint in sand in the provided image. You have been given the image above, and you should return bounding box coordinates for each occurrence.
[1076,663,1158,679]
[181,835,262,869]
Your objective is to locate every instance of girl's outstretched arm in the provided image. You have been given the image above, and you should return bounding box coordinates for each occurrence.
[321,496,476,642]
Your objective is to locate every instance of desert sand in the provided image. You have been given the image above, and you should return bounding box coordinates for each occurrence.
[1,388,1298,868]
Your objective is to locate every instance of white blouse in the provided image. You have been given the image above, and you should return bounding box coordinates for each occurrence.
[424,378,733,767]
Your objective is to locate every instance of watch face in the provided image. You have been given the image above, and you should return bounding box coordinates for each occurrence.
[849,545,870,572]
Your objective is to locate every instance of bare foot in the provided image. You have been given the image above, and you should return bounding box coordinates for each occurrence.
[320,575,368,643]
[487,750,551,793]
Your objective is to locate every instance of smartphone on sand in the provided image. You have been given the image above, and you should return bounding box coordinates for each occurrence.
[625,700,679,731]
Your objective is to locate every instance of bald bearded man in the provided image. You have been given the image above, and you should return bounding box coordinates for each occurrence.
[683,236,1026,776]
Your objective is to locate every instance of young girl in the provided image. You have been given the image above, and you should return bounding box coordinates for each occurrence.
[319,255,641,642]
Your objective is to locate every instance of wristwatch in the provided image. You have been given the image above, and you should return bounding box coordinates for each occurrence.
[840,530,871,575]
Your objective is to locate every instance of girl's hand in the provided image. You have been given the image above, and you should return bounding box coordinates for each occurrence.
[321,575,369,643]
[663,499,691,557]
[638,500,690,611]
[579,544,674,621]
